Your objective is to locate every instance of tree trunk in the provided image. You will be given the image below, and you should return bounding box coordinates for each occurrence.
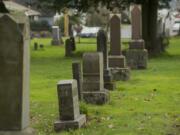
[142,0,160,55]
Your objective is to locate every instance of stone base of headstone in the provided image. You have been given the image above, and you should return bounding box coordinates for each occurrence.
[110,67,130,81]
[129,39,145,50]
[126,49,148,69]
[82,90,110,105]
[104,69,116,90]
[0,128,35,135]
[108,55,126,68]
[51,40,60,46]
[54,115,86,132]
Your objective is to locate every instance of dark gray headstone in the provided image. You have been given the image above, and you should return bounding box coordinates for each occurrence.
[0,13,34,134]
[97,29,108,70]
[72,62,83,100]
[34,42,38,50]
[65,39,72,57]
[54,80,86,132]
[82,53,109,104]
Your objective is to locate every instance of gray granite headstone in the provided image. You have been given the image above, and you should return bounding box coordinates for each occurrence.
[54,80,86,132]
[72,61,83,100]
[0,13,34,134]
[51,26,60,45]
[82,53,109,104]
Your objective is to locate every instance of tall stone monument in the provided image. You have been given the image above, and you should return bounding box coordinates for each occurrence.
[97,29,115,90]
[51,26,60,45]
[0,13,34,134]
[126,4,148,69]
[108,14,130,81]
[82,52,110,105]
[54,80,86,132]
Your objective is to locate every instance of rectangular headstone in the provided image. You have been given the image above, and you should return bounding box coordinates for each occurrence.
[51,26,60,45]
[82,52,109,104]
[83,53,104,92]
[54,80,86,132]
[57,80,80,121]
[0,13,30,131]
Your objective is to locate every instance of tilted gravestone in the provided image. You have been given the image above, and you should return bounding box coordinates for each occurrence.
[72,61,83,100]
[108,14,130,81]
[65,39,73,57]
[54,80,86,132]
[97,29,115,90]
[51,26,60,45]
[82,52,110,105]
[0,13,34,134]
[126,4,148,69]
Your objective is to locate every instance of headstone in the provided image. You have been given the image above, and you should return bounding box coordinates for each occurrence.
[72,61,83,100]
[34,42,38,50]
[51,26,60,45]
[108,14,130,81]
[65,39,73,57]
[82,52,109,105]
[39,44,44,50]
[126,4,148,69]
[70,37,76,51]
[54,80,86,132]
[97,29,115,90]
[0,13,34,134]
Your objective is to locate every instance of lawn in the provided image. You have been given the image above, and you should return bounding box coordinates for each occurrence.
[30,37,180,135]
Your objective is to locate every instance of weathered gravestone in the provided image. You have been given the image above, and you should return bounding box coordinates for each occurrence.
[108,14,130,81]
[65,39,73,57]
[70,37,76,51]
[97,29,115,90]
[82,52,110,105]
[126,5,148,69]
[54,80,86,132]
[34,42,38,50]
[72,61,83,100]
[51,26,60,45]
[0,13,34,135]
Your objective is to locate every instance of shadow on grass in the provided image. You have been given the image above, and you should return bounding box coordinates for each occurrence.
[151,51,180,60]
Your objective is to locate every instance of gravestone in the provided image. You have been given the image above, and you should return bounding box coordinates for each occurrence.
[0,13,34,134]
[54,80,86,132]
[108,14,130,81]
[72,61,83,100]
[82,52,110,105]
[70,37,76,51]
[126,4,148,69]
[51,26,60,45]
[97,29,115,90]
[65,39,73,57]
[34,42,38,50]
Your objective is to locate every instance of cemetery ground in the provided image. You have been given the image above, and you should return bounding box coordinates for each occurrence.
[30,37,180,135]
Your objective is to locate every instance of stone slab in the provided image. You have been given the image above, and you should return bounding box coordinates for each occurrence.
[0,128,35,135]
[126,49,148,69]
[54,115,86,132]
[110,68,130,81]
[82,90,110,105]
[108,55,126,68]
[129,39,145,49]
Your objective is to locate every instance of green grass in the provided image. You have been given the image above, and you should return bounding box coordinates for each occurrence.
[30,37,180,135]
